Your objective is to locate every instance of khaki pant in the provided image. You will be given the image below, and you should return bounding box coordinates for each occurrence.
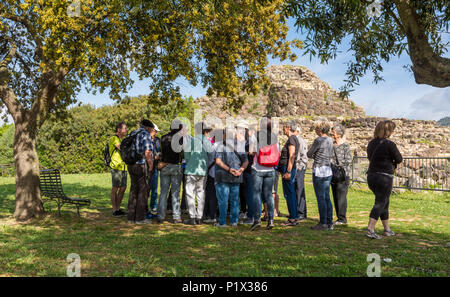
[185,175,206,219]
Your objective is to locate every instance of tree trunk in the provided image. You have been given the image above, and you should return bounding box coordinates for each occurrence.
[394,0,450,88]
[13,120,44,221]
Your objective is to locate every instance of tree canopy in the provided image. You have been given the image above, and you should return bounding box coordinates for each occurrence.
[0,0,301,220]
[284,0,449,95]
[1,0,301,121]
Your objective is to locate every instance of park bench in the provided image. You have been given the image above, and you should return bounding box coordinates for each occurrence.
[40,168,91,216]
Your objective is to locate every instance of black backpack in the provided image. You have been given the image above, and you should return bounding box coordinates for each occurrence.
[120,131,144,165]
[103,136,119,168]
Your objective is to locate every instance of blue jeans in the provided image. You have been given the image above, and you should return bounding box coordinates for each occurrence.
[252,169,275,222]
[157,164,182,220]
[243,172,254,219]
[312,174,333,225]
[149,169,159,210]
[280,165,297,220]
[215,182,240,226]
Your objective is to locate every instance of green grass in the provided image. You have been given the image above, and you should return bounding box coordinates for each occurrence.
[0,173,449,277]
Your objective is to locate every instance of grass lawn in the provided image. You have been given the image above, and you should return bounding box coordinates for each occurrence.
[0,173,449,277]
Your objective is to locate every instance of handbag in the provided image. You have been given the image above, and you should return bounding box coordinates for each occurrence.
[331,146,346,184]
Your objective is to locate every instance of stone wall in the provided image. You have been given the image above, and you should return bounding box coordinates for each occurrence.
[195,65,365,119]
[266,65,365,118]
[293,116,450,157]
[195,64,450,158]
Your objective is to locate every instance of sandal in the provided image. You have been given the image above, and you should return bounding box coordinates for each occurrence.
[383,229,396,237]
[281,219,298,226]
[365,229,382,240]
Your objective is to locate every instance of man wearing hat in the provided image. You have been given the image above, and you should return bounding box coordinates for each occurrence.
[183,121,212,225]
[127,119,154,224]
[147,123,161,218]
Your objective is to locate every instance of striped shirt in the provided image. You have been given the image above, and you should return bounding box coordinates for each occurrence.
[133,127,153,165]
[307,136,333,170]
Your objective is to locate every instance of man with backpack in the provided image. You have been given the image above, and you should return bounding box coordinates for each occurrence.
[107,122,128,217]
[123,119,155,224]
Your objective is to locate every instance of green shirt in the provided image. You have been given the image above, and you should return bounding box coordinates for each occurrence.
[109,135,127,171]
[184,135,211,176]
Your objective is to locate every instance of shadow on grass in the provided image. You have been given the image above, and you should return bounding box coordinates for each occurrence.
[0,180,126,219]
[1,178,449,276]
[1,207,448,277]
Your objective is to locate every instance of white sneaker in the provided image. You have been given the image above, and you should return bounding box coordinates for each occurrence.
[231,223,238,227]
[214,223,228,228]
[136,219,152,225]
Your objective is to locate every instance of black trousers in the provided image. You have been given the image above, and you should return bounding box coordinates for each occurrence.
[367,172,393,221]
[127,164,149,222]
[239,172,251,214]
[295,169,307,219]
[331,177,349,223]
[203,175,218,220]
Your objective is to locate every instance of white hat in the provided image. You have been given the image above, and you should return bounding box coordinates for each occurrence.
[153,124,160,132]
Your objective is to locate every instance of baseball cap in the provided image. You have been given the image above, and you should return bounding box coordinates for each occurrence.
[153,124,160,132]
[141,119,154,129]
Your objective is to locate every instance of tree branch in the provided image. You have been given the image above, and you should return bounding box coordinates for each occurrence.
[384,4,405,34]
[30,68,68,128]
[0,37,17,68]
[3,14,44,61]
[0,37,26,121]
[394,0,450,87]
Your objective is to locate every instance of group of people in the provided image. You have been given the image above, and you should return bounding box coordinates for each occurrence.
[108,117,402,239]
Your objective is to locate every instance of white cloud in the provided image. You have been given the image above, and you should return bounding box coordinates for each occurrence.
[407,88,450,121]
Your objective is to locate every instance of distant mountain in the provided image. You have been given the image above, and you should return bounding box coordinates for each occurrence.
[437,117,450,126]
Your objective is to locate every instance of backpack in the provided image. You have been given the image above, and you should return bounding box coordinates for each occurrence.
[257,143,279,167]
[103,136,118,168]
[120,131,144,165]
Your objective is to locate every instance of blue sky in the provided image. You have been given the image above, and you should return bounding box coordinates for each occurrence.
[1,18,449,124]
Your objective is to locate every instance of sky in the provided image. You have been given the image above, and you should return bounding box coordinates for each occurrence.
[1,18,449,125]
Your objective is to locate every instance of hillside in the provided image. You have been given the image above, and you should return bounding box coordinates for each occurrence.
[195,65,450,157]
[437,117,450,126]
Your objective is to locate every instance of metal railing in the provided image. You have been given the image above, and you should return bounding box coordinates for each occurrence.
[351,155,449,192]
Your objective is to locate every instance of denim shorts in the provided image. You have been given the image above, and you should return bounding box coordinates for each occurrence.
[111,169,127,187]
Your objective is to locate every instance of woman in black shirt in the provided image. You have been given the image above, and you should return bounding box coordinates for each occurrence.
[366,120,403,239]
